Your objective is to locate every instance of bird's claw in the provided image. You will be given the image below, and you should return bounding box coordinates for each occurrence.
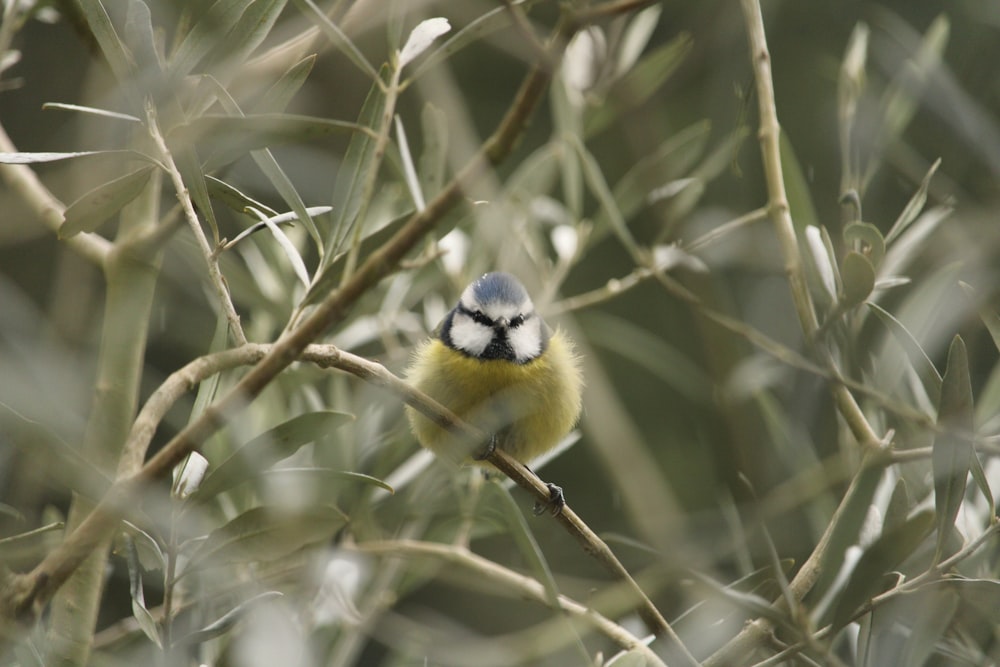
[533,483,565,516]
[474,434,498,461]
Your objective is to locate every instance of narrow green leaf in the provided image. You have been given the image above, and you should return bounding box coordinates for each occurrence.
[262,468,393,493]
[203,86,335,253]
[120,520,165,572]
[885,158,941,245]
[292,0,378,81]
[606,121,710,224]
[779,130,820,232]
[206,175,278,218]
[830,509,935,631]
[171,114,368,171]
[194,411,354,500]
[327,66,389,257]
[59,165,155,238]
[42,102,141,122]
[933,335,975,559]
[883,477,910,534]
[840,251,875,307]
[176,591,283,646]
[169,0,254,78]
[301,210,414,307]
[0,150,138,164]
[75,0,136,88]
[175,146,220,243]
[124,0,161,75]
[218,0,288,70]
[573,136,643,260]
[124,535,163,648]
[253,54,317,114]
[190,504,347,567]
[867,301,942,406]
[585,33,693,136]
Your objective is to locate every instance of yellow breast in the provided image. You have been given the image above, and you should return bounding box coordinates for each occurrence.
[405,330,583,464]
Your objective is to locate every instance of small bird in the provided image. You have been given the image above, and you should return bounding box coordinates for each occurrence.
[405,272,583,512]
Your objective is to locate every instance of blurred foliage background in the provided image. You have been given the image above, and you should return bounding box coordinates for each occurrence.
[1,0,1000,665]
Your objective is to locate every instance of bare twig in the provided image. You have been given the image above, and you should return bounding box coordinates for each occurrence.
[145,104,249,347]
[357,539,666,666]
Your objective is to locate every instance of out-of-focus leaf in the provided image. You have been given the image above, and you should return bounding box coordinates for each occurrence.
[327,66,389,257]
[124,0,160,75]
[885,158,941,245]
[949,578,1000,625]
[171,114,368,171]
[0,150,138,164]
[607,121,710,226]
[585,33,692,136]
[253,54,316,114]
[217,0,287,72]
[867,301,942,406]
[190,504,347,567]
[841,251,875,307]
[124,535,162,648]
[206,175,278,219]
[864,16,948,190]
[176,591,283,645]
[59,165,155,238]
[119,520,165,572]
[75,0,136,89]
[830,509,934,631]
[398,18,451,69]
[193,411,353,501]
[838,22,869,194]
[175,146,220,243]
[779,130,820,232]
[843,222,886,267]
[292,0,378,81]
[933,335,975,559]
[883,477,909,534]
[210,87,325,252]
[898,587,958,666]
[395,115,425,211]
[300,210,414,308]
[616,4,662,76]
[222,206,331,251]
[407,5,511,82]
[169,0,253,78]
[584,311,712,402]
[42,102,141,122]
[245,206,310,287]
[262,468,393,494]
[418,103,448,201]
[574,137,643,259]
[0,523,63,561]
[605,649,648,667]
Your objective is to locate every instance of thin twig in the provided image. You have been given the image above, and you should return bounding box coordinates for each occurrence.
[144,104,249,347]
[357,539,666,666]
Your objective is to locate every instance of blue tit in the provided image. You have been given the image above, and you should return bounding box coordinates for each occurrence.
[405,272,583,468]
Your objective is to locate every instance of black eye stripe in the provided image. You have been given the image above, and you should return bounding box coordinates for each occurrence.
[459,304,493,326]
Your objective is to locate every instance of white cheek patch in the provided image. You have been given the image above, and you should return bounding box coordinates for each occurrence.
[508,317,543,363]
[448,314,491,356]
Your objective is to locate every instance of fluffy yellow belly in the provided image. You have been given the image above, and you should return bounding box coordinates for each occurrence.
[405,330,583,464]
